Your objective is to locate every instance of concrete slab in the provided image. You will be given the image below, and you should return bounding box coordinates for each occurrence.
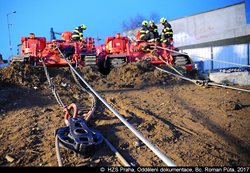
[209,70,250,86]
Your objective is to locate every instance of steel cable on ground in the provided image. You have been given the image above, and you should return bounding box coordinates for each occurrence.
[155,45,250,93]
[69,66,97,121]
[103,137,130,166]
[42,49,129,166]
[41,59,66,108]
[42,59,66,166]
[157,54,184,76]
[55,46,131,166]
[57,47,176,167]
[55,135,63,166]
[42,57,96,166]
[156,66,250,93]
[156,46,250,68]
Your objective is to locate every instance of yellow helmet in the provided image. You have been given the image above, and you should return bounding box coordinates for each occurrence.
[142,20,148,26]
[149,20,154,24]
[160,17,166,24]
[81,24,87,30]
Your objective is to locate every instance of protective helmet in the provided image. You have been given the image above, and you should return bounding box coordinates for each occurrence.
[160,17,166,23]
[149,20,154,24]
[81,24,87,30]
[142,20,148,26]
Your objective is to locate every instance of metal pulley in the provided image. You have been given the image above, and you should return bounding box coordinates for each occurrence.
[56,117,103,154]
[195,79,209,87]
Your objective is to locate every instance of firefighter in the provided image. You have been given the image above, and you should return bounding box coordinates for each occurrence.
[139,20,154,42]
[149,20,159,42]
[72,24,87,42]
[160,17,173,47]
[29,33,35,39]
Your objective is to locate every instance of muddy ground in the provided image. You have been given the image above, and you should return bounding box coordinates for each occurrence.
[0,62,249,167]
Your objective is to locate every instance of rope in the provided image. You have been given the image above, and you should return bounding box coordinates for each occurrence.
[156,45,250,68]
[156,66,250,93]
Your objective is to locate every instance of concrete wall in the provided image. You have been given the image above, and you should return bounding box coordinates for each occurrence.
[246,0,250,24]
[123,2,250,48]
[171,3,250,47]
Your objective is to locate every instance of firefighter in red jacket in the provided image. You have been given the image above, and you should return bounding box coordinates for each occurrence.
[72,24,87,42]
[160,17,173,47]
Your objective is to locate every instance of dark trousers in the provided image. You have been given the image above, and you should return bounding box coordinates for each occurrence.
[72,37,80,42]
[161,34,173,46]
[141,32,155,42]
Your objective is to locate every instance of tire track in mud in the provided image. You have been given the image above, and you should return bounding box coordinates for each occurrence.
[102,93,183,166]
[101,85,250,166]
[171,86,250,165]
[1,63,249,166]
[91,97,164,166]
[160,85,250,166]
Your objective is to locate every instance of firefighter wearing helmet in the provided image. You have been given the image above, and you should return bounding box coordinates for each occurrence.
[72,24,87,42]
[139,20,154,42]
[149,20,159,42]
[160,17,173,47]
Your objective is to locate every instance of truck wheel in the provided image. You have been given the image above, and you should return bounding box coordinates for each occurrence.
[98,59,111,75]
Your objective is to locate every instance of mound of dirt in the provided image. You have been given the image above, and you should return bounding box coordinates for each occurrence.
[0,62,46,88]
[78,62,172,90]
[104,62,170,89]
[0,62,172,90]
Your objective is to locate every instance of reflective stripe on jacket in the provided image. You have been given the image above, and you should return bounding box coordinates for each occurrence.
[72,26,84,40]
[162,22,173,35]
[140,26,149,38]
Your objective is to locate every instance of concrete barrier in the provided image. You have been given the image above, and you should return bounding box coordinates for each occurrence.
[209,70,250,86]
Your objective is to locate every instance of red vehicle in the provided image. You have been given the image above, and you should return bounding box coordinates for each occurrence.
[96,33,131,73]
[96,33,194,74]
[10,31,96,67]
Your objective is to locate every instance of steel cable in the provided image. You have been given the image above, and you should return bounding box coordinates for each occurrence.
[157,53,184,76]
[53,45,97,121]
[41,59,66,108]
[156,66,250,93]
[156,46,250,68]
[69,66,97,121]
[61,53,176,166]
[55,135,63,167]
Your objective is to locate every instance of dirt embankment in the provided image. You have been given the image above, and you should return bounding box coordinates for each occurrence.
[0,62,249,167]
[0,61,173,89]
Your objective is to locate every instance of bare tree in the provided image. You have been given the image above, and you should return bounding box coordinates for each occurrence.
[122,21,130,31]
[122,13,146,31]
[122,12,160,31]
[149,12,160,23]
